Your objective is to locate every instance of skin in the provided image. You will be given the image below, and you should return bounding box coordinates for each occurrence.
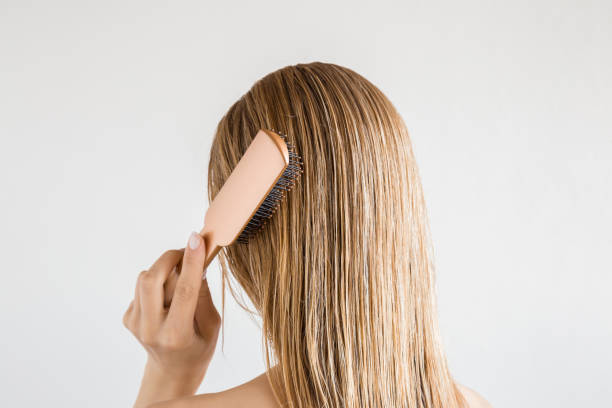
[123,232,492,408]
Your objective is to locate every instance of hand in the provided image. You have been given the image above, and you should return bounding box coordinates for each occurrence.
[123,232,221,408]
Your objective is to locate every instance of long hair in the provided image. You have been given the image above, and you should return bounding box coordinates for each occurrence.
[207,62,465,408]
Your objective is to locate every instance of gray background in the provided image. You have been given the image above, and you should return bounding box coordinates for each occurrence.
[1,1,610,406]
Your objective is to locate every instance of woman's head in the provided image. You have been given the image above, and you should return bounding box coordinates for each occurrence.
[207,62,464,407]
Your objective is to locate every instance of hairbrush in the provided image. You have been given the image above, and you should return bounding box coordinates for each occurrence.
[200,129,303,269]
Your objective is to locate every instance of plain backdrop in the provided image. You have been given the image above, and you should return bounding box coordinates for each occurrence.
[0,1,610,407]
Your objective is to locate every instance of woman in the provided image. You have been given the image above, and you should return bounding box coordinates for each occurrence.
[123,62,492,407]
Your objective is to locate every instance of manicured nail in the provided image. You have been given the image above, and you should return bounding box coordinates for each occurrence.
[188,231,201,250]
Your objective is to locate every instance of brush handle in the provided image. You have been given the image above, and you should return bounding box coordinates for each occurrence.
[200,223,222,271]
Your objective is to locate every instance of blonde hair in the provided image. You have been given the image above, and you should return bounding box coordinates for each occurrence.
[207,62,466,408]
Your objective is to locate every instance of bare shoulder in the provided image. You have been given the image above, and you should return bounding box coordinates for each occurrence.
[148,372,279,408]
[457,384,493,408]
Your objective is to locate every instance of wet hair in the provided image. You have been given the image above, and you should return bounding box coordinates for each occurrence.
[207,62,466,408]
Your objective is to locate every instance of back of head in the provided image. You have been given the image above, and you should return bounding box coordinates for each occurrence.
[207,62,465,408]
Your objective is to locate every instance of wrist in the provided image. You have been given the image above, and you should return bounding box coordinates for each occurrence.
[134,359,205,407]
[147,358,205,390]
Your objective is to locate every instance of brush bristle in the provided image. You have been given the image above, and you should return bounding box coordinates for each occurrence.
[236,129,304,244]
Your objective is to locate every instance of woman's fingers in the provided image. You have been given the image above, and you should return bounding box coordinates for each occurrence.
[134,270,145,306]
[149,249,184,277]
[125,234,210,351]
[123,273,143,338]
[139,250,184,318]
[194,278,221,340]
[164,264,179,307]
[166,232,207,331]
[123,300,135,330]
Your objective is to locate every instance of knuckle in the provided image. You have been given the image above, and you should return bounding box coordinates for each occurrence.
[138,271,157,290]
[122,304,134,329]
[122,312,130,329]
[136,270,148,284]
[182,256,203,272]
[211,311,221,328]
[159,329,188,351]
[173,283,196,303]
[125,321,136,334]
[162,249,177,259]
[139,332,159,347]
[210,321,221,338]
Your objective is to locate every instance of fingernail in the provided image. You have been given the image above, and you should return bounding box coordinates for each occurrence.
[188,231,201,250]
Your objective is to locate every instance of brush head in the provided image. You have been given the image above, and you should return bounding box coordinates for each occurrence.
[202,129,303,248]
[236,129,303,243]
